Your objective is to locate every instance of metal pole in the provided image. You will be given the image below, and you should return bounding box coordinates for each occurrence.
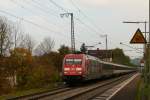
[60,13,75,53]
[105,35,108,61]
[145,21,147,40]
[149,0,150,43]
[106,34,108,50]
[70,13,75,53]
[149,0,150,84]
[144,21,147,85]
[148,5,150,84]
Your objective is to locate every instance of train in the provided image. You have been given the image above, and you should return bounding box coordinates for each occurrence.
[62,54,136,83]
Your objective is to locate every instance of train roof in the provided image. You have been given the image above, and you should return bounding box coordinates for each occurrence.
[64,54,84,58]
[85,54,136,69]
[64,54,136,69]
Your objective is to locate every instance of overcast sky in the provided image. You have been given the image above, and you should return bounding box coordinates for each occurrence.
[0,0,149,58]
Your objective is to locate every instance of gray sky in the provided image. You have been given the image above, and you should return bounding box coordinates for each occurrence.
[0,0,149,58]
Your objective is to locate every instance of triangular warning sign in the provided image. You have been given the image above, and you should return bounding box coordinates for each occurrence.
[130,28,147,44]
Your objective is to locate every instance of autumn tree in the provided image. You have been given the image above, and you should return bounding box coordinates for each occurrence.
[11,24,23,49]
[19,34,35,53]
[58,45,70,55]
[0,17,13,57]
[10,48,33,87]
[35,37,55,55]
[0,57,13,95]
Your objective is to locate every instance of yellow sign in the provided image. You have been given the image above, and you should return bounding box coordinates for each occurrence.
[130,28,146,44]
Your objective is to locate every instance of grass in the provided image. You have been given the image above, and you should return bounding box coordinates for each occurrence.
[0,83,58,100]
[136,78,150,100]
[136,78,142,100]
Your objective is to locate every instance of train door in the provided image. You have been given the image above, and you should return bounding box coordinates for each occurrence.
[85,58,90,79]
[86,59,93,79]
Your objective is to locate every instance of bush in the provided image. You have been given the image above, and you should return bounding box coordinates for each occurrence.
[24,64,61,89]
[0,78,12,95]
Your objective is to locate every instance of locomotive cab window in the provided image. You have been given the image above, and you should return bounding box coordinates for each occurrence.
[65,59,82,65]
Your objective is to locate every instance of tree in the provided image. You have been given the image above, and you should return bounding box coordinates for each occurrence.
[112,48,132,66]
[11,23,23,49]
[58,45,70,55]
[19,34,35,53]
[10,48,33,87]
[80,43,87,54]
[0,17,13,57]
[35,37,55,55]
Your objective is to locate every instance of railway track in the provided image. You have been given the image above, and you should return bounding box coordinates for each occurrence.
[8,73,137,100]
[7,85,71,100]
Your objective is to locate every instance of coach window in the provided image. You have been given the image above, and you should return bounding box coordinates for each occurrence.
[74,59,82,64]
[90,60,94,73]
[65,59,82,65]
[93,60,96,72]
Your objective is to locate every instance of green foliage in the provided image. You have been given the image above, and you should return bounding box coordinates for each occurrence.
[58,45,70,55]
[0,78,12,95]
[0,58,13,95]
[112,48,134,66]
[1,45,70,95]
[80,43,87,54]
[74,50,82,54]
[136,78,150,100]
[25,65,52,88]
[9,48,33,88]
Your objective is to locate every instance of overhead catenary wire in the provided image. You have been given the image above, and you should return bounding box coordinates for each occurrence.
[0,10,69,39]
[48,0,69,13]
[47,0,107,49]
[69,0,105,33]
[29,0,91,38]
[68,0,121,49]
[10,0,70,33]
[22,0,84,44]
[0,9,84,46]
[48,0,103,36]
[10,0,108,47]
[47,0,118,49]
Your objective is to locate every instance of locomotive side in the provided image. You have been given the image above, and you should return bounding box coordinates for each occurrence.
[62,54,135,83]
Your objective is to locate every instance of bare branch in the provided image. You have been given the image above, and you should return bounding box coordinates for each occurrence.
[19,34,35,53]
[35,37,55,55]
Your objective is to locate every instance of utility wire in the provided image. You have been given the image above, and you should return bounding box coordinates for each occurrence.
[10,0,69,32]
[30,0,58,16]
[48,0,68,13]
[48,0,98,37]
[120,42,144,53]
[48,0,103,36]
[20,0,82,39]
[69,0,120,49]
[0,9,84,45]
[0,10,68,38]
[69,0,105,33]
[30,0,84,44]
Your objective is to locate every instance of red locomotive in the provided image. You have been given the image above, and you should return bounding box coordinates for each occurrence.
[62,54,135,83]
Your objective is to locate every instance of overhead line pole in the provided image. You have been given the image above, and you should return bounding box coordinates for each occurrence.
[148,0,150,85]
[71,13,75,53]
[60,13,75,53]
[100,34,108,50]
[106,34,108,50]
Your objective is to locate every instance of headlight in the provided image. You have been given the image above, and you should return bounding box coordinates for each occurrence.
[76,68,82,71]
[78,72,82,74]
[64,72,68,74]
[64,68,70,71]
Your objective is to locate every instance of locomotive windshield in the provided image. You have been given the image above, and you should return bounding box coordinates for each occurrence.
[65,59,82,65]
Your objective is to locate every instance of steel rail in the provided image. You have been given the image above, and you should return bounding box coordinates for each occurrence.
[36,73,136,100]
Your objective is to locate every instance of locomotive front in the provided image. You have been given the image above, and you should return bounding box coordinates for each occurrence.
[62,54,85,83]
